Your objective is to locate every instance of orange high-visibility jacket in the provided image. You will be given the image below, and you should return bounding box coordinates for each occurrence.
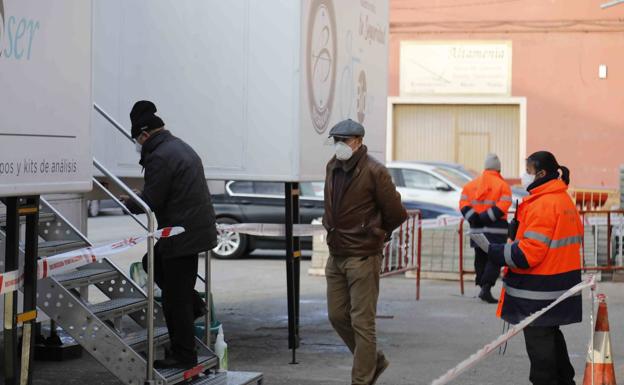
[459,170,512,242]
[489,179,583,326]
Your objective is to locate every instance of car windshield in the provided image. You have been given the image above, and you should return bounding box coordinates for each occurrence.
[433,167,472,188]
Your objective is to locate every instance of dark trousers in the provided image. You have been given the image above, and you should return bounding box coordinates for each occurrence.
[474,247,499,287]
[142,250,201,364]
[523,326,575,385]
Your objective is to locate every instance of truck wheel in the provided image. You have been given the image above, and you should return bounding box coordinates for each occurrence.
[213,217,248,259]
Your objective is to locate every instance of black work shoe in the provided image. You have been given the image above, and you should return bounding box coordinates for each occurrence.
[371,351,390,385]
[478,286,499,304]
[154,358,197,370]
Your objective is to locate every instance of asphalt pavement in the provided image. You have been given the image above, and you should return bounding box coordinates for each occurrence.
[25,214,624,384]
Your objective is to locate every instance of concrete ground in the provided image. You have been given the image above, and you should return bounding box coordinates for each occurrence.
[25,214,624,384]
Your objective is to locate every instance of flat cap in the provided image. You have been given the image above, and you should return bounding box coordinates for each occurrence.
[328,119,365,138]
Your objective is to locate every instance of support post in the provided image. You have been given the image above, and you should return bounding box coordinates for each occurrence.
[284,182,300,364]
[4,197,19,385]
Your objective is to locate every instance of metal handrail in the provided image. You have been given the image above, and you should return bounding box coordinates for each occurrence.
[92,178,148,231]
[93,103,134,141]
[94,102,213,363]
[93,158,157,383]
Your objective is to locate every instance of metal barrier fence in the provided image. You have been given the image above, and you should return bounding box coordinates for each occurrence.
[381,210,422,300]
[580,210,624,272]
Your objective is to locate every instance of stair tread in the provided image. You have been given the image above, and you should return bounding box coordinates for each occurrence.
[159,356,217,381]
[184,371,263,385]
[38,240,88,256]
[123,326,169,346]
[55,268,118,284]
[223,372,263,385]
[186,372,227,385]
[89,297,146,315]
[0,212,55,226]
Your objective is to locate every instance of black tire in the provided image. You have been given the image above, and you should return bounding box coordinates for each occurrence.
[212,217,248,259]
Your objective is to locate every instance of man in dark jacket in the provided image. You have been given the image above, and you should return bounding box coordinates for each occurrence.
[323,119,407,385]
[123,100,218,369]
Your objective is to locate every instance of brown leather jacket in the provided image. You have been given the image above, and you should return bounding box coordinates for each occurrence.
[323,146,407,257]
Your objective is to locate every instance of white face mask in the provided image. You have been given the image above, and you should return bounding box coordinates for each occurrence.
[135,142,143,154]
[334,141,353,161]
[521,172,535,189]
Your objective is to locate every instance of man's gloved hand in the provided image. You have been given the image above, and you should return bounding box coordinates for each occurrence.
[470,233,490,253]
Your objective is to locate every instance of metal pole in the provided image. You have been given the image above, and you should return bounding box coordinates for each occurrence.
[204,251,211,347]
[292,183,301,363]
[284,182,299,364]
[145,213,156,384]
[459,220,465,296]
[20,196,39,385]
[4,197,19,385]
[416,212,422,301]
[590,290,596,385]
[607,213,612,269]
[92,159,156,384]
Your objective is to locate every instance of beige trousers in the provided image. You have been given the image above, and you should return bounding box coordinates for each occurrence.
[326,254,381,385]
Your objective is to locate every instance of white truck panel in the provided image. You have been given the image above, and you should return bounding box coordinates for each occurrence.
[0,0,92,196]
[92,0,388,182]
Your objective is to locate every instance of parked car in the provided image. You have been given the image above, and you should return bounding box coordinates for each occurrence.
[387,161,527,209]
[212,180,460,259]
[419,161,528,201]
[212,181,324,259]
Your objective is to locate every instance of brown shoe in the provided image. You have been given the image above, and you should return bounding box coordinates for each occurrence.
[371,351,390,385]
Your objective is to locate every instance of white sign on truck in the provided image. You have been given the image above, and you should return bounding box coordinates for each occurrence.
[92,0,389,182]
[0,0,92,196]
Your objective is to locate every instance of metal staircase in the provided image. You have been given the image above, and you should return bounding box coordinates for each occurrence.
[0,195,245,385]
[0,104,264,384]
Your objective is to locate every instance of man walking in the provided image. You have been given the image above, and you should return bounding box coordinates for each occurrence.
[123,100,218,369]
[323,119,407,385]
[459,154,512,303]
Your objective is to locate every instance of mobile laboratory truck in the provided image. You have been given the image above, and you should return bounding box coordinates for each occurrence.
[1,0,390,384]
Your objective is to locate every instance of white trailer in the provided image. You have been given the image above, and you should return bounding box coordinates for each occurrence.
[92,0,389,182]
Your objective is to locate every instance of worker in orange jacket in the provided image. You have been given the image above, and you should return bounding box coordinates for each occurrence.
[474,151,582,385]
[459,154,512,303]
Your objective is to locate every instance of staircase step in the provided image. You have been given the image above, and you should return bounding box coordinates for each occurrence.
[223,372,264,385]
[159,355,218,385]
[187,372,227,385]
[38,239,88,256]
[0,212,56,227]
[184,371,263,385]
[55,268,120,289]
[124,326,169,351]
[89,298,147,320]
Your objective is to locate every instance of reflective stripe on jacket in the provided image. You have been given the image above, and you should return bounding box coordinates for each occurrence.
[490,179,583,326]
[459,170,512,242]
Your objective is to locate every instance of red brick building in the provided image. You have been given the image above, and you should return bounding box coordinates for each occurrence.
[388,0,624,189]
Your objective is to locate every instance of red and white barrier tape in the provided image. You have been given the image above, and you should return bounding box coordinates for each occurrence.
[430,275,596,385]
[0,226,184,296]
[217,216,464,237]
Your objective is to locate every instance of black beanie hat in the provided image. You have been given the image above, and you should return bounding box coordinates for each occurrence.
[130,100,165,139]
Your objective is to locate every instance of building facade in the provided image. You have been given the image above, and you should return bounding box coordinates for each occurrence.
[388,0,624,188]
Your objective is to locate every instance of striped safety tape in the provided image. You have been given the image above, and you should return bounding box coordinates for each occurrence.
[430,275,596,385]
[0,226,184,296]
